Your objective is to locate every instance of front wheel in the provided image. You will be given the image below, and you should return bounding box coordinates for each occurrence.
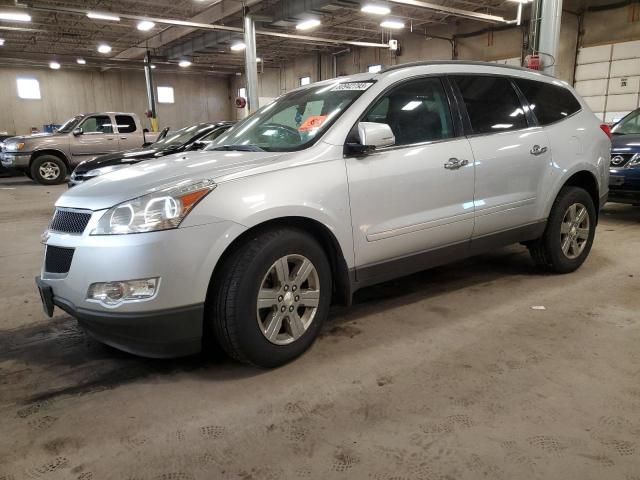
[528,186,597,273]
[30,155,67,185]
[209,228,332,368]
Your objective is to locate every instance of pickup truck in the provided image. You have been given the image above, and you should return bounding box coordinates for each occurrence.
[0,112,159,185]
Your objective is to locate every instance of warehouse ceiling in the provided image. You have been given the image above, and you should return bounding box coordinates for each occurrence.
[0,0,521,74]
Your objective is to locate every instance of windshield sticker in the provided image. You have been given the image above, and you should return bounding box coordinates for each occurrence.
[298,115,328,132]
[331,82,374,91]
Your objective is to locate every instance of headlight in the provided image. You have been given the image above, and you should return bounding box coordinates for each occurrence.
[5,142,25,152]
[627,153,640,168]
[92,178,216,235]
[83,164,130,178]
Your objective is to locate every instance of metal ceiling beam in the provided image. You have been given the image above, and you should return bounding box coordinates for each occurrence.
[385,0,508,24]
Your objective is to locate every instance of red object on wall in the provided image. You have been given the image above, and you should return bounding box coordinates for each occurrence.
[525,54,541,71]
[235,97,247,109]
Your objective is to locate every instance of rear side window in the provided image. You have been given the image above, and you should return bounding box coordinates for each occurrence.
[362,77,454,146]
[452,76,527,134]
[514,79,581,125]
[115,115,137,134]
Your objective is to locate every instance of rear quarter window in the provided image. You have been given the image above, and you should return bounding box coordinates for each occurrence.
[514,79,581,125]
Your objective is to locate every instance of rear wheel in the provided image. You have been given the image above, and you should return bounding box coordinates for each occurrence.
[209,228,332,368]
[30,155,67,185]
[528,186,596,273]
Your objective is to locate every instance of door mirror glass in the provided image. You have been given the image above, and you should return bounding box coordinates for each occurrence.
[347,122,395,155]
[72,127,83,136]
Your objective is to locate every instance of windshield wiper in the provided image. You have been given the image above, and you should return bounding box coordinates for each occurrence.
[210,144,265,152]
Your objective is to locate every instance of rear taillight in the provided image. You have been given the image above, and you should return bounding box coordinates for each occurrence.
[600,124,612,140]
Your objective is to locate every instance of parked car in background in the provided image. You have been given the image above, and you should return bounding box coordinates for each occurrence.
[69,122,233,187]
[609,108,640,205]
[38,62,609,367]
[0,134,16,177]
[1,112,159,185]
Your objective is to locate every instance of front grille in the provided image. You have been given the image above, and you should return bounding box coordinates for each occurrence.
[610,154,634,168]
[49,208,92,234]
[45,246,75,274]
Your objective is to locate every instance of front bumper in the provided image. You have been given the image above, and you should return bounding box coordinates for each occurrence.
[39,215,247,357]
[609,169,640,204]
[1,152,30,169]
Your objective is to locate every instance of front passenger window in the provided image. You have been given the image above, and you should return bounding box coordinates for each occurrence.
[362,77,453,146]
[80,115,113,134]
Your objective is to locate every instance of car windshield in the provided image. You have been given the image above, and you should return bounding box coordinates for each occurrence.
[612,109,640,135]
[57,116,83,133]
[153,124,214,148]
[209,80,374,152]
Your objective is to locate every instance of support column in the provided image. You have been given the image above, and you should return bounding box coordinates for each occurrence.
[538,0,563,76]
[144,51,158,132]
[243,12,260,114]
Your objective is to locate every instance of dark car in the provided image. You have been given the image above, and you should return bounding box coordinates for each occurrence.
[609,108,640,205]
[68,122,233,187]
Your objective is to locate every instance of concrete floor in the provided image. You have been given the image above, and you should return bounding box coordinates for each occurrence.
[0,175,639,480]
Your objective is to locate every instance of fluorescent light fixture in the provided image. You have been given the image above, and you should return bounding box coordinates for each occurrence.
[87,11,121,21]
[137,20,155,31]
[361,4,391,15]
[0,11,31,22]
[150,65,156,69]
[296,19,321,30]
[507,0,532,3]
[380,19,404,29]
[178,60,192,67]
[97,44,112,54]
[230,41,246,51]
[76,58,86,65]
[368,64,382,73]
[49,61,61,70]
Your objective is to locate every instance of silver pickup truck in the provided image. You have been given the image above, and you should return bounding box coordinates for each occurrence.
[1,112,158,185]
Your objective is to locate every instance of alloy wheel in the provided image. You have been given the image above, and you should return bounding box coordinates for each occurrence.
[560,202,590,260]
[39,161,61,181]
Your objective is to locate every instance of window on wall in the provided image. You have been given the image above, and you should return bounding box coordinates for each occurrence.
[300,76,311,86]
[157,86,174,104]
[368,64,382,73]
[238,87,247,99]
[17,78,41,100]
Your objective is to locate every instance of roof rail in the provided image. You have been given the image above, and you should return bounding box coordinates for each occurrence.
[381,60,551,77]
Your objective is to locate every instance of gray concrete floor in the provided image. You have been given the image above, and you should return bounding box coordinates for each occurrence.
[0,175,639,480]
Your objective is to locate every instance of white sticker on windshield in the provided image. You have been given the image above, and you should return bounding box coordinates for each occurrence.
[331,82,374,91]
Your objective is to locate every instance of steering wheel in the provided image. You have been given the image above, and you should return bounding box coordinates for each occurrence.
[257,123,301,146]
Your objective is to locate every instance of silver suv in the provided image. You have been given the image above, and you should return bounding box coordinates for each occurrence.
[37,62,610,367]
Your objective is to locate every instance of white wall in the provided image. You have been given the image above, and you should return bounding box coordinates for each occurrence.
[0,67,231,136]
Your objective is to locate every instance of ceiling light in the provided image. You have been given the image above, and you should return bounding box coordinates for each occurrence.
[0,39,4,46]
[380,19,404,29]
[361,4,391,15]
[87,12,121,22]
[230,41,246,51]
[76,58,86,65]
[296,19,321,30]
[179,60,192,67]
[256,57,262,63]
[137,20,155,31]
[151,65,156,69]
[49,61,61,70]
[97,44,112,54]
[0,11,31,22]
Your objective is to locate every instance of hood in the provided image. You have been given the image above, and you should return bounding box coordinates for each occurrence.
[612,133,640,152]
[74,147,163,172]
[57,149,288,210]
[9,132,59,142]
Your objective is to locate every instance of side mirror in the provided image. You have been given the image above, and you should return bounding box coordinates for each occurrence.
[345,122,395,155]
[72,127,83,136]
[190,141,207,151]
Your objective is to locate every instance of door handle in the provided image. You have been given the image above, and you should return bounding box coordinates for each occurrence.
[444,158,469,170]
[530,145,548,156]
[120,137,127,140]
[106,137,114,141]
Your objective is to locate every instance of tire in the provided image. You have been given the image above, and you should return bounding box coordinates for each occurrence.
[209,228,332,368]
[528,186,597,273]
[30,155,67,185]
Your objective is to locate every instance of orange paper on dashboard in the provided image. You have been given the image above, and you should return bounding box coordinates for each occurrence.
[298,115,328,132]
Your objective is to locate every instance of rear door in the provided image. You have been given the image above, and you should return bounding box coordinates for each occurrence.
[69,114,119,162]
[451,75,551,237]
[115,114,141,150]
[346,76,476,282]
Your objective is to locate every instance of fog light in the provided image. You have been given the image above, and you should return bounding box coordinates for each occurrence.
[87,278,159,306]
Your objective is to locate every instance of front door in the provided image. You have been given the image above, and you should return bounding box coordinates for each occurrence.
[69,114,119,163]
[346,77,476,283]
[450,75,551,236]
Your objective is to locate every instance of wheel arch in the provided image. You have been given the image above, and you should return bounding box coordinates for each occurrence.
[30,149,71,170]
[207,216,353,308]
[562,170,601,219]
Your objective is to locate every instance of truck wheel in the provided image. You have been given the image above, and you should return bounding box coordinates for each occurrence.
[31,155,67,185]
[528,186,596,273]
[209,228,332,368]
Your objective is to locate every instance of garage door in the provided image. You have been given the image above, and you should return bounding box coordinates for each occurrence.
[574,40,640,123]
